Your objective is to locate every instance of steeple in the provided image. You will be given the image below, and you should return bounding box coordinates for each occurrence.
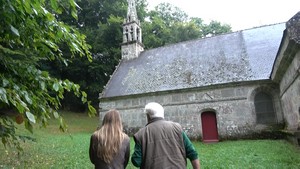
[121,0,144,60]
[127,0,138,22]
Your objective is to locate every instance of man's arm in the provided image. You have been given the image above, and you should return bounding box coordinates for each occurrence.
[131,137,142,167]
[182,132,201,169]
[124,137,130,167]
[191,159,201,169]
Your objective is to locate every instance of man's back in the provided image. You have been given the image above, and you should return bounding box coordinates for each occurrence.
[133,118,187,169]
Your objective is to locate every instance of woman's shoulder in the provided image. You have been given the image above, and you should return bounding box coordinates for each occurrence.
[90,130,101,141]
[122,134,130,143]
[124,133,130,139]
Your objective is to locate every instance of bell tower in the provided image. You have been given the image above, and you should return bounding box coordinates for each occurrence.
[121,0,144,60]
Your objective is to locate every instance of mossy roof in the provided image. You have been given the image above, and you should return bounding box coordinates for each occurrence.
[102,23,285,98]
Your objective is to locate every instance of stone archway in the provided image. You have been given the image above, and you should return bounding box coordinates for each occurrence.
[249,85,281,124]
[254,91,277,124]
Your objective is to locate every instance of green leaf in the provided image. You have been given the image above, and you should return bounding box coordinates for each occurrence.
[10,25,20,36]
[39,81,46,90]
[26,112,36,123]
[72,84,80,93]
[82,91,87,97]
[0,44,24,55]
[74,1,81,9]
[2,79,9,87]
[63,80,72,91]
[19,100,28,111]
[41,7,49,14]
[71,10,77,20]
[44,40,58,50]
[53,111,59,119]
[0,88,8,104]
[25,121,33,133]
[32,8,38,15]
[58,92,64,99]
[57,7,63,14]
[71,42,80,52]
[53,82,60,92]
[23,0,32,14]
[8,93,17,107]
[81,91,87,103]
[16,103,25,113]
[88,102,96,117]
[63,59,68,66]
[50,0,58,11]
[23,92,32,105]
[59,117,67,132]
[41,71,49,78]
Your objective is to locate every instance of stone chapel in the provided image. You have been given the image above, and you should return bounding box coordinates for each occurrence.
[99,0,300,144]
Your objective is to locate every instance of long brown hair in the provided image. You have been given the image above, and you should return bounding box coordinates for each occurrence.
[94,109,127,163]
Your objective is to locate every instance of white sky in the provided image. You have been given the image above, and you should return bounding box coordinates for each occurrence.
[147,0,300,31]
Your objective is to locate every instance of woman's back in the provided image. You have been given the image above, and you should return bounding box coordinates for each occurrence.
[89,135,130,169]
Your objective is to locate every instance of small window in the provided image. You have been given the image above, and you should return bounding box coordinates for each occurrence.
[254,92,276,124]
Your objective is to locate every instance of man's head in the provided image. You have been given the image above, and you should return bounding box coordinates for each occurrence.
[144,102,164,119]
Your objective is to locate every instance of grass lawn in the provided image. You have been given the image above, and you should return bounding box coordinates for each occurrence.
[1,111,300,169]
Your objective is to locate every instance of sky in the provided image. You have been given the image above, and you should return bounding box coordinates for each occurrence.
[147,0,300,31]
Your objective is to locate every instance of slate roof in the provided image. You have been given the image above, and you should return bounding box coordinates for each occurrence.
[101,23,285,98]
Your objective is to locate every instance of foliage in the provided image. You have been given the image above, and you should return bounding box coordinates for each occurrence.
[39,0,231,110]
[1,112,300,168]
[0,0,96,149]
[45,0,148,109]
[0,0,233,151]
[46,0,128,109]
[201,20,232,37]
[142,2,232,49]
[153,2,188,26]
[57,14,125,110]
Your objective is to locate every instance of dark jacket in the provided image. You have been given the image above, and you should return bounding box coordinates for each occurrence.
[89,134,130,169]
[133,118,187,169]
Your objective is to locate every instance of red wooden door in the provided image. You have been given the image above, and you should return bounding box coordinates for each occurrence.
[201,111,219,143]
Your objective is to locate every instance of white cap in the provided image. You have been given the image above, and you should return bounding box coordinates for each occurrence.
[144,102,164,118]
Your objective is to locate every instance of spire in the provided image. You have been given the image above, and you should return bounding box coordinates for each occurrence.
[121,0,144,60]
[127,0,138,22]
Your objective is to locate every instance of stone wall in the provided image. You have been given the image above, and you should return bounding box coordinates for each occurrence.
[279,50,300,130]
[271,12,300,131]
[99,81,283,140]
[268,12,300,145]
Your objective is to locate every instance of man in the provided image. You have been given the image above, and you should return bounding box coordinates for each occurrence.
[131,102,201,169]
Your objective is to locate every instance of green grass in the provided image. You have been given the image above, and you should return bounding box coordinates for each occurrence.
[1,111,300,169]
[195,140,300,168]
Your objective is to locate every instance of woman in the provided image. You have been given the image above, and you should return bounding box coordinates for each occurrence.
[89,109,130,169]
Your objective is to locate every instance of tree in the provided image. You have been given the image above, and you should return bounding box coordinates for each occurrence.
[142,3,232,49]
[0,0,96,149]
[152,2,188,26]
[142,3,194,48]
[200,20,232,37]
[47,0,127,110]
[58,15,125,111]
[47,0,148,110]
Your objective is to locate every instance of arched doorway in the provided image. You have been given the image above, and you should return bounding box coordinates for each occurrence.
[201,111,219,143]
